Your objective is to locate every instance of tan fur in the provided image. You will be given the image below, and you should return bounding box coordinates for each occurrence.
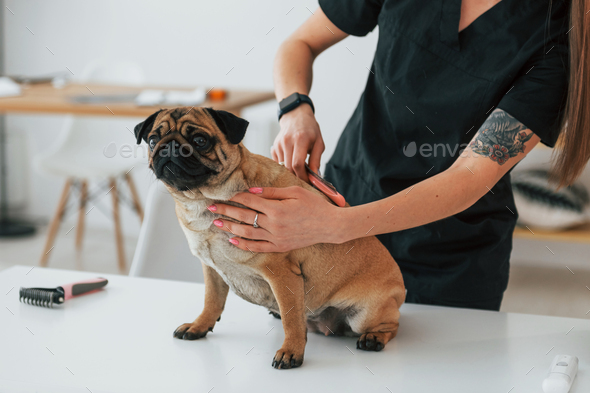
[143,107,405,369]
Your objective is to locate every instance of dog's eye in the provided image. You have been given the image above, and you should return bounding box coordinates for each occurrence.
[149,138,157,151]
[193,135,208,149]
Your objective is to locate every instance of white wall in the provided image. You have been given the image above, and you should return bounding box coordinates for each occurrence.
[2,0,378,235]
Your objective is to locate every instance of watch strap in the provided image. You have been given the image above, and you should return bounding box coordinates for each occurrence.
[277,93,314,121]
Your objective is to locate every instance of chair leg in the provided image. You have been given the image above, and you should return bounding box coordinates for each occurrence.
[40,179,72,267]
[110,178,126,273]
[75,180,88,253]
[124,173,144,223]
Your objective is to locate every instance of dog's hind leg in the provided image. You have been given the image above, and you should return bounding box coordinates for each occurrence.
[351,297,401,352]
[174,264,229,340]
[262,261,307,370]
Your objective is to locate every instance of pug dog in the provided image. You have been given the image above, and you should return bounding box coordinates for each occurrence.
[134,107,405,369]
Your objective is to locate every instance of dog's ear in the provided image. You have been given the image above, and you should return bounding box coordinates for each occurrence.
[205,108,249,144]
[134,109,163,144]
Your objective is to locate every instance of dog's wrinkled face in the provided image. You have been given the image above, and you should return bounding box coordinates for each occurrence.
[134,107,249,191]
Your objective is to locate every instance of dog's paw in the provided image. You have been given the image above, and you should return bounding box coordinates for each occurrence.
[271,347,304,370]
[356,333,385,351]
[173,323,212,340]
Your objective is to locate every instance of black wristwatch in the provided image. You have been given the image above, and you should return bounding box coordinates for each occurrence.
[277,93,314,121]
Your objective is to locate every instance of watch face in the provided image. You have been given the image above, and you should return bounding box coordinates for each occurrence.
[280,93,299,109]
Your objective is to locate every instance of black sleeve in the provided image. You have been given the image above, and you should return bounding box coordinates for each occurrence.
[496,9,569,147]
[319,0,384,37]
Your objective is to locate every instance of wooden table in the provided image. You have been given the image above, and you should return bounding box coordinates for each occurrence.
[0,82,276,117]
[513,222,590,244]
[1,265,588,393]
[0,82,274,264]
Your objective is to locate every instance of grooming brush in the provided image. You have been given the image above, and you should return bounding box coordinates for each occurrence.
[305,164,346,207]
[19,277,108,308]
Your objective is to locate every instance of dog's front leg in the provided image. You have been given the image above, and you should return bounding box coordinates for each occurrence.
[263,262,306,369]
[174,264,229,340]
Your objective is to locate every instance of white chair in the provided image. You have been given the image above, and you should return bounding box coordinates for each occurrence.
[35,60,146,272]
[129,181,205,283]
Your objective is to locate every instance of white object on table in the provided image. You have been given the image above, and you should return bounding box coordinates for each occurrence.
[543,355,579,393]
[1,265,588,393]
[135,88,206,107]
[135,89,165,106]
[0,76,21,97]
[163,87,206,106]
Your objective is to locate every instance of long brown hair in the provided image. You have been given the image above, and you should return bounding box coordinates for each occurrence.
[552,0,590,187]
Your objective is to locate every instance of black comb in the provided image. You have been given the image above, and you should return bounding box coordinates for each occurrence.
[19,287,65,308]
[19,277,108,308]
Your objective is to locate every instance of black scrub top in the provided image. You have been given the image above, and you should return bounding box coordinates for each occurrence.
[320,0,570,305]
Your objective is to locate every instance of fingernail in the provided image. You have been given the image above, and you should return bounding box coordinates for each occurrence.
[229,238,239,245]
[213,220,223,227]
[249,187,263,194]
[207,205,217,212]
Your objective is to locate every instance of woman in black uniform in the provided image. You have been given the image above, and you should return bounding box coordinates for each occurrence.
[213,0,590,311]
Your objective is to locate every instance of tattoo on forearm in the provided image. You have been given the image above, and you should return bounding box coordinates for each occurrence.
[468,109,533,165]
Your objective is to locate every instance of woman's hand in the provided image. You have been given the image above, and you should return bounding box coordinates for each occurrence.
[272,104,325,182]
[209,186,343,253]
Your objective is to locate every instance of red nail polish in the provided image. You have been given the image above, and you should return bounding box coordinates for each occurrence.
[229,238,239,245]
[207,205,217,212]
[249,187,263,194]
[213,220,223,227]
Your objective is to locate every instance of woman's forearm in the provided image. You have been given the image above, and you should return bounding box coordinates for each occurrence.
[334,165,494,243]
[273,7,347,101]
[273,38,315,100]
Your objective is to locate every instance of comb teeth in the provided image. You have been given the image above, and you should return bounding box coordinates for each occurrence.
[19,287,64,308]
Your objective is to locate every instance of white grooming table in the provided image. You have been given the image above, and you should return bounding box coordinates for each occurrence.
[1,265,588,392]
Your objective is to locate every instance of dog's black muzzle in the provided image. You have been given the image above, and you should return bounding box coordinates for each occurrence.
[151,134,215,189]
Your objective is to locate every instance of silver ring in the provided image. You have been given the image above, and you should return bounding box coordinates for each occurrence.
[279,162,285,166]
[252,213,259,228]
